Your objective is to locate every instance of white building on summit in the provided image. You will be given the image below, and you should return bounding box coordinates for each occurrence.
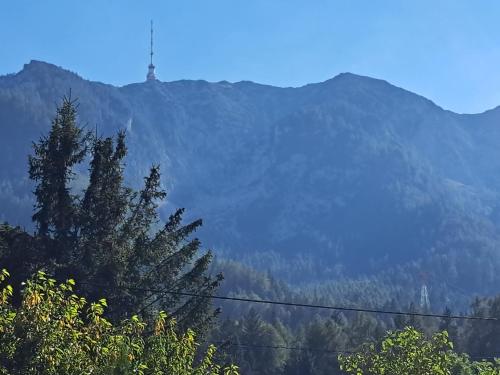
[146,20,157,81]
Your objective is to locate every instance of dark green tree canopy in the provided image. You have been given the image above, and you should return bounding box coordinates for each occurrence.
[1,96,222,331]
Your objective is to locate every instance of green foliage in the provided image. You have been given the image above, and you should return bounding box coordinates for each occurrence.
[238,308,287,375]
[28,96,90,243]
[0,269,239,375]
[0,96,222,331]
[338,327,500,375]
[283,318,348,375]
[463,296,500,361]
[211,309,287,375]
[449,354,500,375]
[207,259,500,374]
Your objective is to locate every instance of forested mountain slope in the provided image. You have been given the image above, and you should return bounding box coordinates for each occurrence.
[2,60,500,305]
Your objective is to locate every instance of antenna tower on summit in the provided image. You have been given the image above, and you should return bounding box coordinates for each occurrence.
[146,20,157,81]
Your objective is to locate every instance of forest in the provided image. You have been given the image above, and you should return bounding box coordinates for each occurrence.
[1,97,500,374]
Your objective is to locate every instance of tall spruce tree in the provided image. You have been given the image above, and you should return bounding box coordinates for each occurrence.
[28,96,90,271]
[0,97,222,331]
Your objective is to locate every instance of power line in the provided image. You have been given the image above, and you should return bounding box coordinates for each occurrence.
[146,289,499,321]
[76,282,500,362]
[213,341,500,361]
[79,282,499,322]
[215,341,354,355]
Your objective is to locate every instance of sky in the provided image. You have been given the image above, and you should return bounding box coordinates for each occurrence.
[1,1,500,113]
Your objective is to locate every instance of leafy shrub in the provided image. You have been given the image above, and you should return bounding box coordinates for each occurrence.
[0,269,239,375]
[339,326,500,375]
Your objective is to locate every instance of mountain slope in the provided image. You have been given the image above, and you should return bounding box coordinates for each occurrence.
[2,61,500,299]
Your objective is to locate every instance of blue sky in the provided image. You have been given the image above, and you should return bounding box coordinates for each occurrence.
[1,0,500,113]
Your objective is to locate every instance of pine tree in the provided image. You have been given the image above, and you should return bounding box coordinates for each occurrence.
[0,223,42,304]
[439,306,459,347]
[463,296,500,359]
[28,96,89,270]
[75,132,131,307]
[284,318,348,375]
[238,308,287,375]
[1,97,222,331]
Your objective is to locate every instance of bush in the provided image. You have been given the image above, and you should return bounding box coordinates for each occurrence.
[0,269,239,375]
[338,326,500,375]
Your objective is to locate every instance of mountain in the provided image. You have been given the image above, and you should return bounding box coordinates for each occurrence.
[2,60,500,306]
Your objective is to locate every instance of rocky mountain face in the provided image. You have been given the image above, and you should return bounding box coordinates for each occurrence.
[2,60,500,295]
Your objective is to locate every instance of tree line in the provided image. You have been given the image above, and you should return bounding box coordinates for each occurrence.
[1,96,500,374]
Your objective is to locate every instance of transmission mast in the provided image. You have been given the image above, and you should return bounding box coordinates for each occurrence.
[420,285,430,310]
[146,20,157,81]
[419,272,431,311]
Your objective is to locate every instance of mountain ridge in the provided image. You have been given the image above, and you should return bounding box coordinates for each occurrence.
[2,60,500,308]
[4,60,481,115]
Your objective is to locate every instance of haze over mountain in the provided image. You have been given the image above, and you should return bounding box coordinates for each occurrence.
[2,60,500,306]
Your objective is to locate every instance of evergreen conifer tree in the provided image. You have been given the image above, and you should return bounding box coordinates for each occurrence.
[28,96,90,271]
[0,97,222,331]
